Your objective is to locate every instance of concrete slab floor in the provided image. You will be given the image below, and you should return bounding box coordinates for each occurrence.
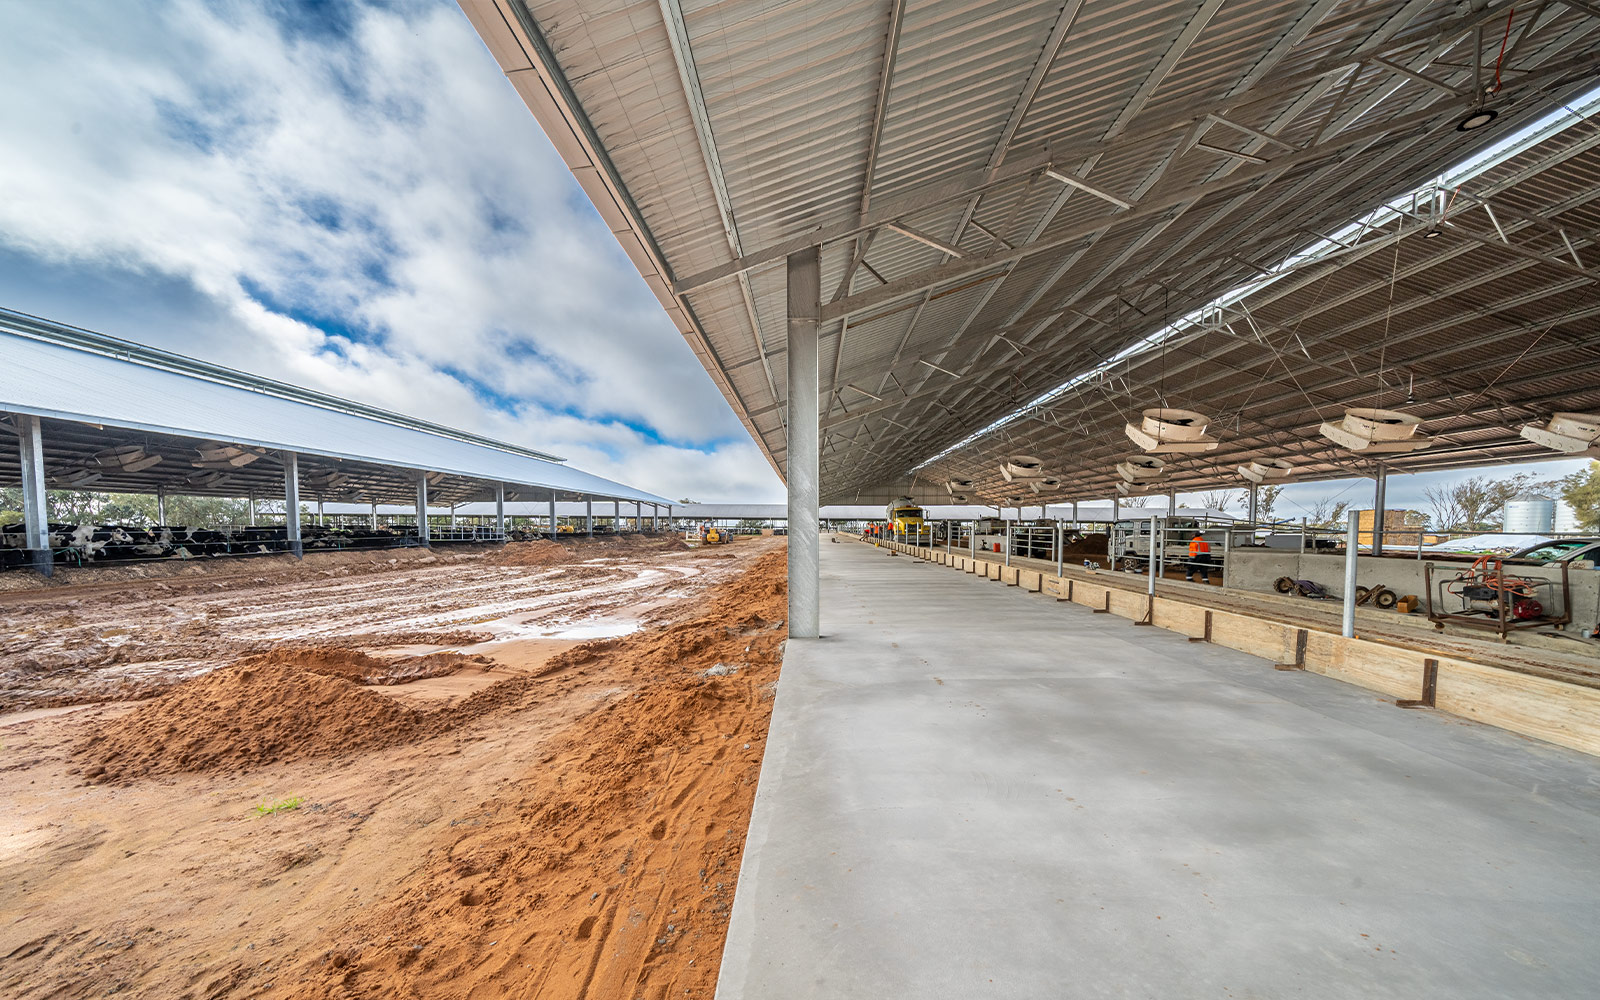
[717,537,1600,999]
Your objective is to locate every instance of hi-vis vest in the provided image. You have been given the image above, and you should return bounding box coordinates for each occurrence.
[1189,536,1211,557]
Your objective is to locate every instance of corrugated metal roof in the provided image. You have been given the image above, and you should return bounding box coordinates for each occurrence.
[0,314,670,506]
[464,0,1600,502]
[319,500,1226,520]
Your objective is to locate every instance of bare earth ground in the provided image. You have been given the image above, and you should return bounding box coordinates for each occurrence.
[0,535,786,999]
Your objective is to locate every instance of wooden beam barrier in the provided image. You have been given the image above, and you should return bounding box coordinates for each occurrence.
[852,536,1600,756]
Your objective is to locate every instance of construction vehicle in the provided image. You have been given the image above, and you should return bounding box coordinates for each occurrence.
[886,497,932,542]
[690,522,732,545]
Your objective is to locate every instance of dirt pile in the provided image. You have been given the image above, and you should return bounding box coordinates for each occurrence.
[486,539,577,567]
[283,548,789,1000]
[76,662,438,782]
[1062,532,1110,557]
[234,646,490,685]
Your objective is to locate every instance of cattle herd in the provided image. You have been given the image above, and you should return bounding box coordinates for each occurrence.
[0,522,426,570]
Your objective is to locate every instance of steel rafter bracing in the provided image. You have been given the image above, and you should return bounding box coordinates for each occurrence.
[465,0,1600,506]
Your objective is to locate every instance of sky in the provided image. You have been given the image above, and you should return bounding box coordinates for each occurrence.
[0,1,1584,514]
[0,0,782,502]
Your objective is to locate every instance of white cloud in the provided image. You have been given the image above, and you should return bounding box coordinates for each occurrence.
[0,0,782,501]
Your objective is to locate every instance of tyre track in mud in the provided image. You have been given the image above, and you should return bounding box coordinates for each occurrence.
[1,548,729,713]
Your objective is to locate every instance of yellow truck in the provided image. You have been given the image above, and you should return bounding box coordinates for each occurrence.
[886,498,931,541]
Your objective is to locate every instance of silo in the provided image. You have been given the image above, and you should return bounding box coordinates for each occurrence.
[1504,494,1555,533]
[1554,499,1582,534]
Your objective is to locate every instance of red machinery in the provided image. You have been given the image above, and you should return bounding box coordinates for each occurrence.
[1424,555,1570,639]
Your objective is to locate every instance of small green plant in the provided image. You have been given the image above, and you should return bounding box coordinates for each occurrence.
[254,796,304,816]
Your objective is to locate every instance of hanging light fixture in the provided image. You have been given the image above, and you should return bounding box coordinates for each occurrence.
[1456,107,1498,132]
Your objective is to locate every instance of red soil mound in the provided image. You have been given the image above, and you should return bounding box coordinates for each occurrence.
[282,548,789,999]
[77,662,434,783]
[235,647,489,685]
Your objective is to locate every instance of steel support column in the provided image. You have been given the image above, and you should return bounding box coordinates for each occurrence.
[1247,483,1258,528]
[586,498,593,537]
[318,500,325,526]
[495,483,506,540]
[14,414,51,576]
[248,493,257,526]
[787,246,821,638]
[1167,489,1176,516]
[283,452,303,558]
[449,503,457,527]
[370,500,378,529]
[1342,510,1359,638]
[652,503,659,533]
[414,471,429,548]
[1372,466,1388,557]
[613,499,620,533]
[156,487,166,526]
[549,493,558,539]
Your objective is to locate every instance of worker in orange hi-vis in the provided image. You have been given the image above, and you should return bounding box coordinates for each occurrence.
[1185,530,1214,584]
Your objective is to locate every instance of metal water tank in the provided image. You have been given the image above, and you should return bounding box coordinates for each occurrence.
[1504,495,1555,533]
[1554,499,1582,534]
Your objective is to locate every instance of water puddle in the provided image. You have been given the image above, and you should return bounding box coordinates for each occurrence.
[525,620,640,641]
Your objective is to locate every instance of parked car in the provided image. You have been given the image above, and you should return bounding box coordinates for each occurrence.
[1506,538,1600,565]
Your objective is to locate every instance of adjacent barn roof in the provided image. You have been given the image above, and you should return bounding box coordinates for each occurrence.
[0,308,671,506]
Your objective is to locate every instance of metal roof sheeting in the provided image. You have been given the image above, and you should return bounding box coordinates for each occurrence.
[465,0,1600,502]
[0,316,670,506]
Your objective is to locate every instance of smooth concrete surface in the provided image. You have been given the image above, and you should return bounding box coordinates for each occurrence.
[717,538,1600,999]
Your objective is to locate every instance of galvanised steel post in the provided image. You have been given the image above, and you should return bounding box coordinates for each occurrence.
[14,414,51,577]
[1342,510,1360,638]
[283,452,303,557]
[495,483,505,541]
[1055,521,1063,578]
[549,492,558,539]
[413,469,428,548]
[1147,516,1158,596]
[786,246,821,638]
[586,498,593,537]
[1373,466,1388,556]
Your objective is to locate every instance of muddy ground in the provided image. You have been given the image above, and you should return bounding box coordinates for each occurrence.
[0,535,785,999]
[1,534,734,712]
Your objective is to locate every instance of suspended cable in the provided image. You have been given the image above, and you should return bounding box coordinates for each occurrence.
[1492,8,1515,96]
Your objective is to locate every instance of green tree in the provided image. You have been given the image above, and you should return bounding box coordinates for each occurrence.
[1256,484,1283,523]
[1309,499,1350,527]
[0,489,250,527]
[1561,461,1600,531]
